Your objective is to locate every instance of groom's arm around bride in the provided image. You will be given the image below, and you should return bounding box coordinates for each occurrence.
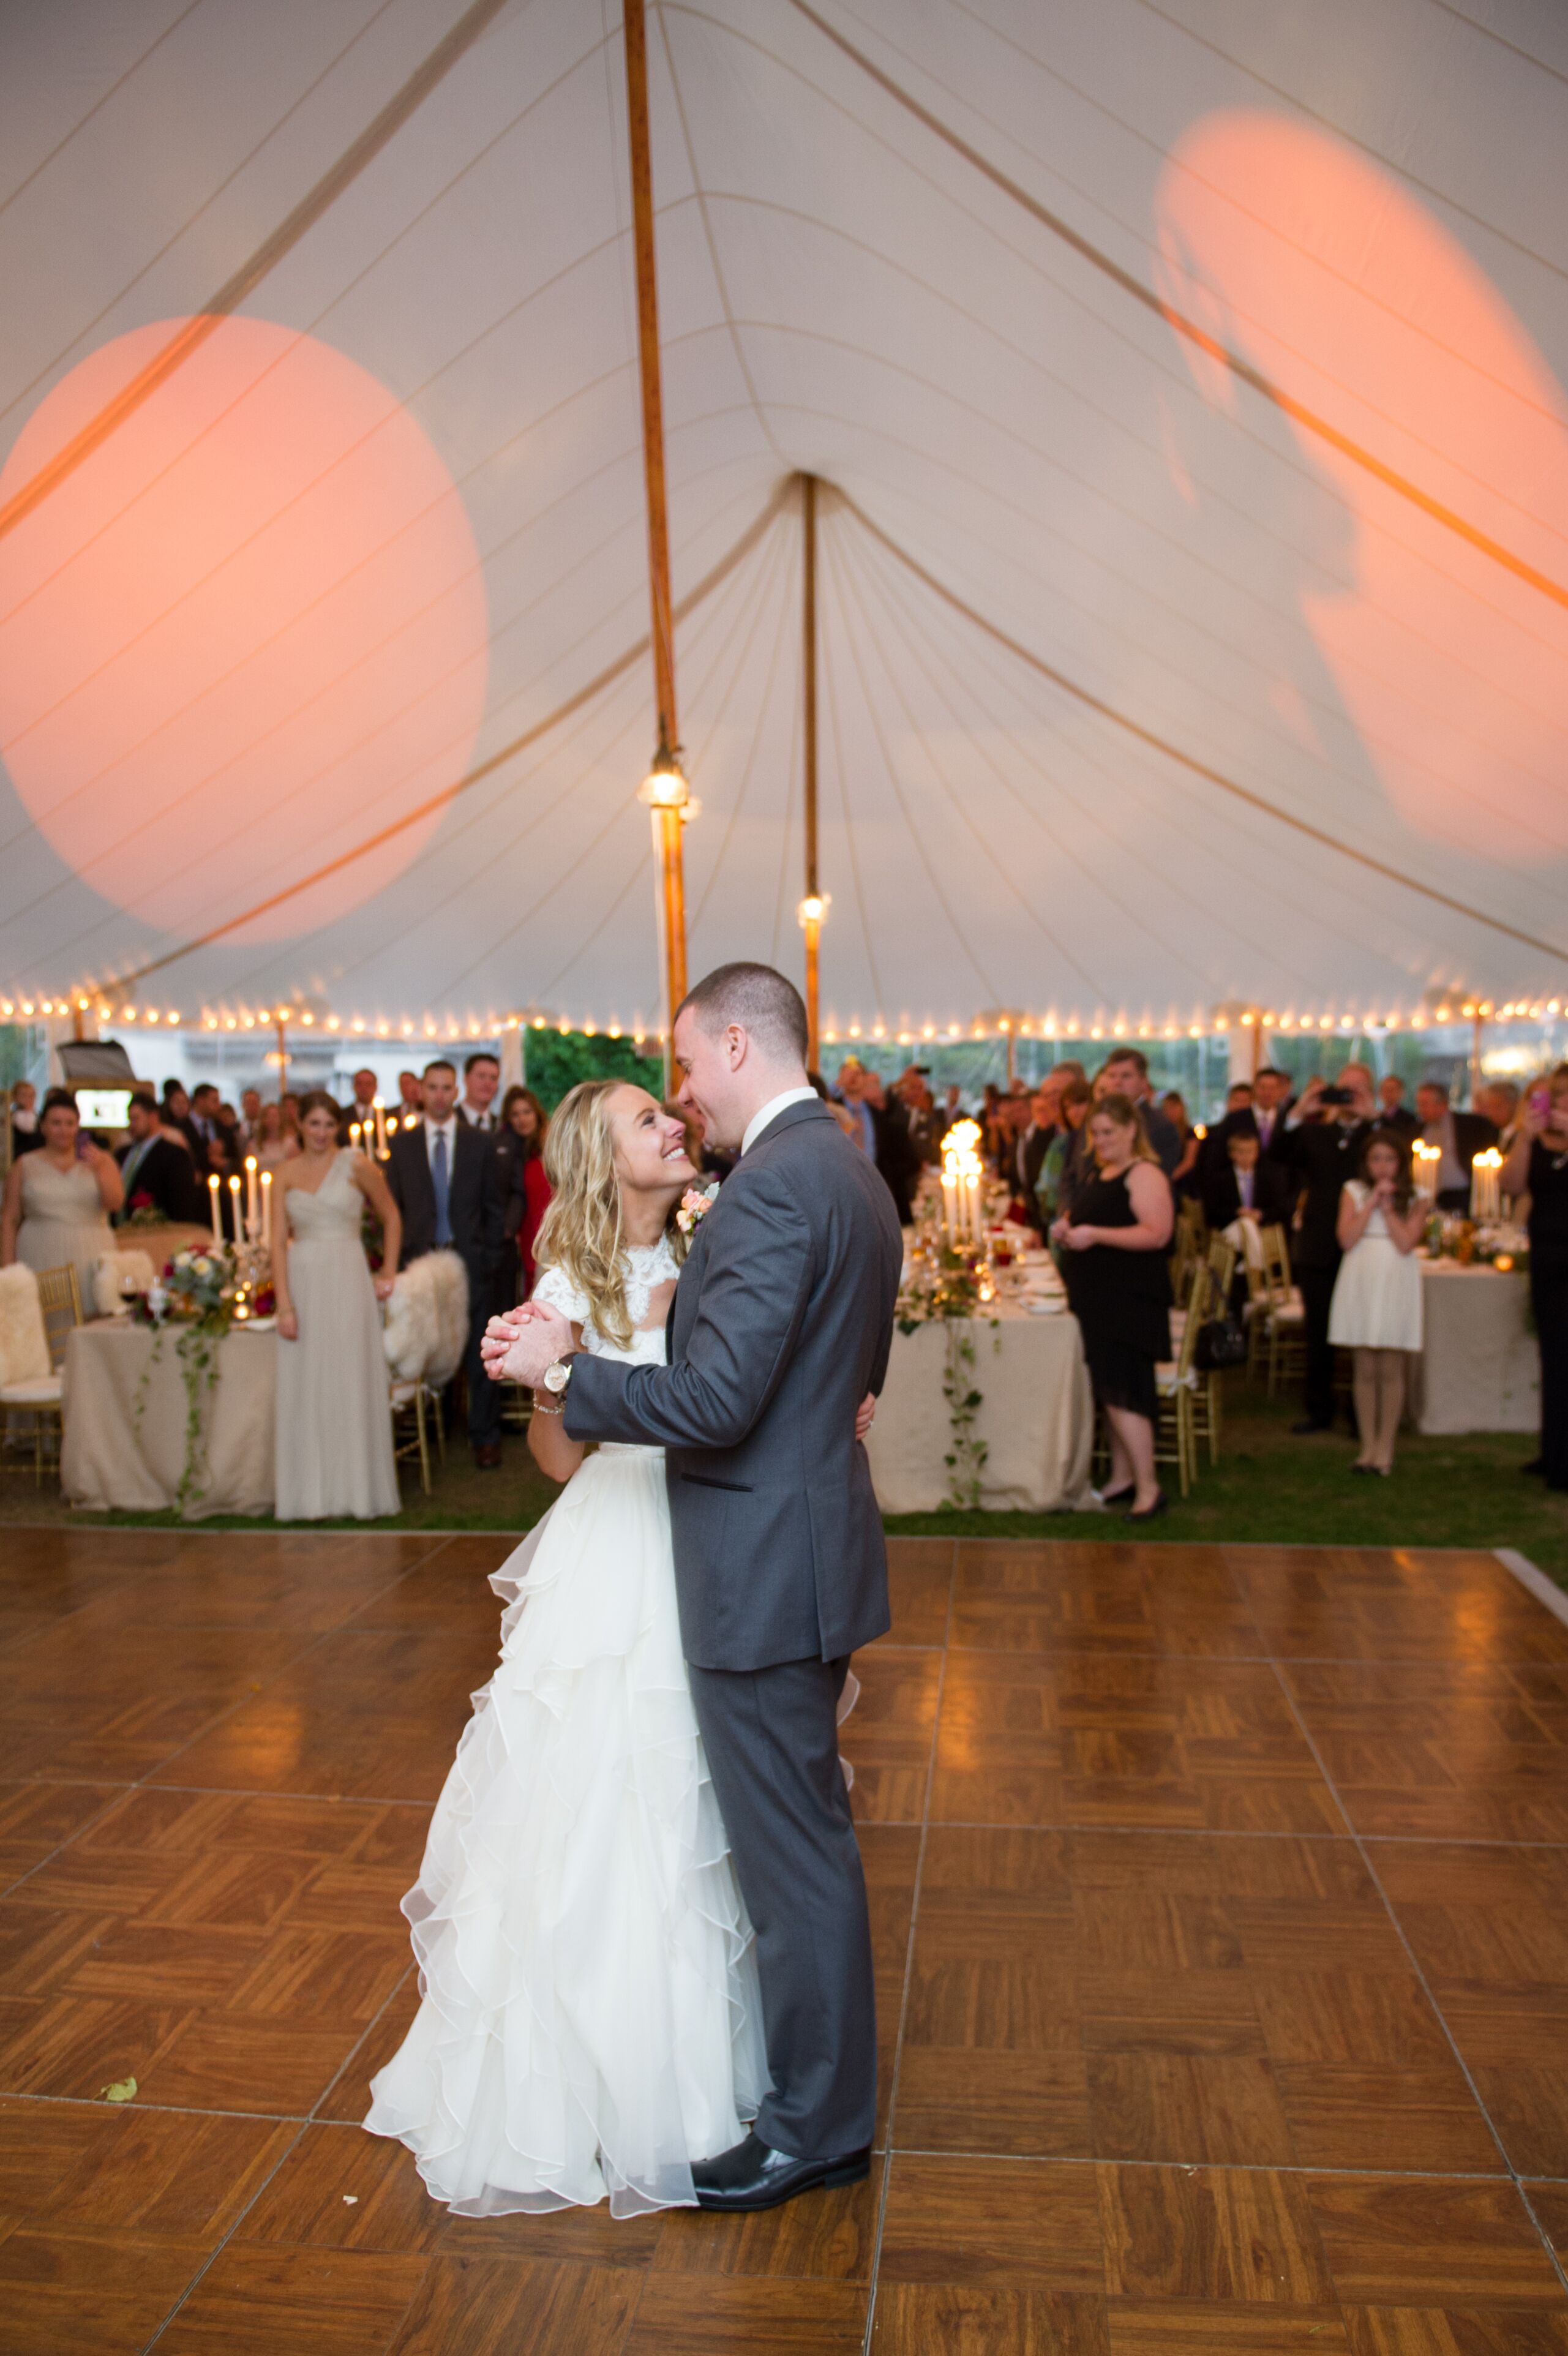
[490,964,901,2205]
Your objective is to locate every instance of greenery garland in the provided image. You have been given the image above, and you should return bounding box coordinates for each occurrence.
[129,1245,240,1517]
[898,1242,1000,1511]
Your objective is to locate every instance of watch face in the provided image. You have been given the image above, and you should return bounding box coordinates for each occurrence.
[544,1361,569,1394]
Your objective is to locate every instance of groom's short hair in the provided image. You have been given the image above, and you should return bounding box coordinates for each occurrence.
[679,963,808,1065]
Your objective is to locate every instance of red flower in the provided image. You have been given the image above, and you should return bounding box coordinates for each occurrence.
[129,1190,154,1211]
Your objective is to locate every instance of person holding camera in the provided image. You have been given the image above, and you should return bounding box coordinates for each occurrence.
[1282,1067,1375,1434]
[1328,1130,1426,1474]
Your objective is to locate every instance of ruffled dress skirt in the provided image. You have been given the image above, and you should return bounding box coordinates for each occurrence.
[364,1444,765,2215]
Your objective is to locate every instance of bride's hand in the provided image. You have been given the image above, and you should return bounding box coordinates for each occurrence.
[372,1272,395,1301]
[855,1392,876,1442]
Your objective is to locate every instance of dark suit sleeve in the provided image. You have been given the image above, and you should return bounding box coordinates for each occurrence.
[564,1167,816,1450]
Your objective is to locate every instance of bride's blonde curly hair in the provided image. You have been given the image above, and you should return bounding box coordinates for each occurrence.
[533,1079,689,1348]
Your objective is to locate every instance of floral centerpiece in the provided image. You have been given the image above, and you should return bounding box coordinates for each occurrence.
[1422,1214,1530,1274]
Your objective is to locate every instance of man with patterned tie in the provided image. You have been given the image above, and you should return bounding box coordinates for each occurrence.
[385,1059,507,1468]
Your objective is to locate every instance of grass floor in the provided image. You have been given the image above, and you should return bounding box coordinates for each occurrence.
[5,1382,1566,1580]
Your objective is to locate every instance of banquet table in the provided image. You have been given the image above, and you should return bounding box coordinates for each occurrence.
[865,1294,1096,1513]
[62,1319,277,1518]
[1411,1259,1538,1436]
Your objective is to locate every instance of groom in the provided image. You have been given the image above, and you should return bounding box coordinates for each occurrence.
[484,962,902,2210]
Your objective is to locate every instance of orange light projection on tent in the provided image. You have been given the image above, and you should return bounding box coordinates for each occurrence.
[1154,111,1568,864]
[0,315,487,941]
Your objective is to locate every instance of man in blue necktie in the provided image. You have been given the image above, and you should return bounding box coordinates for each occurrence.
[385,1059,506,1468]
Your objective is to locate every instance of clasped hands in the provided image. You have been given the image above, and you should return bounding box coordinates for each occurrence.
[480,1299,879,1441]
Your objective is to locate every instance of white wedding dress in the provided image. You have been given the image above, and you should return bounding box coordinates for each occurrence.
[364,1236,765,2216]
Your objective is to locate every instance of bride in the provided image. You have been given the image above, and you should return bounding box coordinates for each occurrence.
[366,1078,778,2214]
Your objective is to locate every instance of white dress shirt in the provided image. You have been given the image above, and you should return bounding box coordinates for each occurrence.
[462,1101,496,1132]
[742,1086,819,1156]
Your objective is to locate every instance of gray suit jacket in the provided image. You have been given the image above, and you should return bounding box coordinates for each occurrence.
[563,1097,904,1673]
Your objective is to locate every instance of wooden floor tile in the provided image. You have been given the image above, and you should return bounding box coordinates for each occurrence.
[146,2010,365,2114]
[1305,2174,1562,2305]
[315,1975,418,2123]
[0,1993,192,2100]
[1100,2161,1334,2303]
[846,1648,940,1823]
[0,2221,213,2356]
[0,1783,117,1891]
[1233,1548,1568,1665]
[882,1539,953,1648]
[872,2283,1109,2354]
[624,2272,867,2352]
[156,2240,430,2352]
[1105,2303,1348,2349]
[650,2158,881,2280]
[1339,2313,1568,2353]
[386,2254,642,2354]
[877,2153,1105,2289]
[894,2046,1092,2156]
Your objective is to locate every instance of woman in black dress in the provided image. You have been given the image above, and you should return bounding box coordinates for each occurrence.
[1052,1092,1174,1518]
[1502,1066,1568,1489]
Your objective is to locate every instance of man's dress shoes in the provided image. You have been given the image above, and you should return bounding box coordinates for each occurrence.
[691,2131,870,2212]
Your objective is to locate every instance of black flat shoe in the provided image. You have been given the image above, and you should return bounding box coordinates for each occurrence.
[1350,1461,1380,1476]
[1291,1419,1332,1436]
[1125,1490,1168,1522]
[691,2131,871,2212]
[1520,1457,1546,1476]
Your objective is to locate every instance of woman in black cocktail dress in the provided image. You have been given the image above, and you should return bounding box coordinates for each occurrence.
[1053,1092,1174,1519]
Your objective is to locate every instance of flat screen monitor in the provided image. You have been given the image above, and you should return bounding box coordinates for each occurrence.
[75,1089,132,1130]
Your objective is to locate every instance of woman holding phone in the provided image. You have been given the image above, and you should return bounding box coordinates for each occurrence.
[1502,1068,1568,1489]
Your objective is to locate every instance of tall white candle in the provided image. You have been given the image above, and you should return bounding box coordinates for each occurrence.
[373,1097,388,1157]
[260,1169,272,1251]
[228,1174,241,1241]
[244,1154,258,1235]
[207,1172,221,1241]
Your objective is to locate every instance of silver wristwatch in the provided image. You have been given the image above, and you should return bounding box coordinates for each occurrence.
[534,1357,572,1416]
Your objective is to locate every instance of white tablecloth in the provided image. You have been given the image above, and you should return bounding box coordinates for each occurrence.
[62,1320,277,1518]
[865,1296,1095,1512]
[1411,1261,1538,1436]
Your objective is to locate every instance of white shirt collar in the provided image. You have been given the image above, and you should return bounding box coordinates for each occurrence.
[425,1114,457,1153]
[742,1086,819,1156]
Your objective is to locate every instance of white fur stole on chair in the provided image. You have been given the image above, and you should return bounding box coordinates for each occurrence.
[0,1264,50,1385]
[383,1251,469,1386]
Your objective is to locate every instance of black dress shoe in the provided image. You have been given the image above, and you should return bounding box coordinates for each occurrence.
[1520,1457,1546,1476]
[1125,1489,1168,1523]
[473,1442,502,1470]
[691,2131,870,2212]
[1291,1418,1331,1435]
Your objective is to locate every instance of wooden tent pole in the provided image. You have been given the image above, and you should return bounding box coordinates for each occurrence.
[624,0,688,1086]
[800,473,823,1069]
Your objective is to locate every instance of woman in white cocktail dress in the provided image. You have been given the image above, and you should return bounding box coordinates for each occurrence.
[365,1078,775,2216]
[272,1090,401,1521]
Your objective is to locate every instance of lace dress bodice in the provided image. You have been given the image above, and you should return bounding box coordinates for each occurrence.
[532,1236,678,1456]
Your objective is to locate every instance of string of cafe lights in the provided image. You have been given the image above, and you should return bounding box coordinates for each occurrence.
[5,991,1565,1049]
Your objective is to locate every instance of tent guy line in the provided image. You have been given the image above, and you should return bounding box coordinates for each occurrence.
[786,0,1568,617]
[80,482,791,996]
[839,493,1568,967]
[0,0,517,544]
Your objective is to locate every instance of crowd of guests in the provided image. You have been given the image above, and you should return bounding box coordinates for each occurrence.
[8,1037,1564,1512]
[805,1047,1562,1507]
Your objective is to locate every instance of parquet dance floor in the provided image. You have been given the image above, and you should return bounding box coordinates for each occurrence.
[4,1531,1568,2351]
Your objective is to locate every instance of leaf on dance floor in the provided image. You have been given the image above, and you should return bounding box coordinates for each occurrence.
[99,2076,137,2104]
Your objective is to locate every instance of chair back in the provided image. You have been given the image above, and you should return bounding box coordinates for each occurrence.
[383,1249,469,1386]
[0,1262,51,1384]
[35,1265,84,1371]
[1260,1222,1294,1303]
[1173,1262,1210,1382]
[1206,1234,1237,1300]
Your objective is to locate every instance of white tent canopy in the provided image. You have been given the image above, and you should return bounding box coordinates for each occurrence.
[2,0,1567,1049]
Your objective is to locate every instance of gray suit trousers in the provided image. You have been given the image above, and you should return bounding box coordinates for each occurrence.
[686,1653,876,2158]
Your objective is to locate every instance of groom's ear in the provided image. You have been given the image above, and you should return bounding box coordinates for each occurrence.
[724,1023,748,1069]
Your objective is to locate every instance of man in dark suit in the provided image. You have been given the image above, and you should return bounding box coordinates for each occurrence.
[116,1092,204,1225]
[1376,1074,1420,1141]
[489,962,900,2212]
[1096,1049,1180,1177]
[189,1083,238,1177]
[385,1057,507,1466]
[7,1079,42,1158]
[1282,1067,1375,1432]
[859,1070,920,1226]
[1416,1081,1498,1213]
[1016,1078,1062,1206]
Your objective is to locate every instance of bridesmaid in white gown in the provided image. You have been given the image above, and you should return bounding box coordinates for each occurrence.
[365,1078,767,2216]
[272,1090,401,1521]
